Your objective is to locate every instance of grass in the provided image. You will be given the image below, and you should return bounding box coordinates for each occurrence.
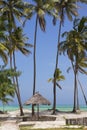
[20,126,32,130]
[19,126,87,130]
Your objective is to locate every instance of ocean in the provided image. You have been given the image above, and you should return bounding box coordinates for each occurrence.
[0,105,87,112]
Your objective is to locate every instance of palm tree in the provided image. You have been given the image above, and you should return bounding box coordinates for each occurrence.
[59,17,87,112]
[0,66,20,112]
[24,0,57,115]
[11,27,32,115]
[0,0,31,116]
[48,68,65,89]
[5,27,32,116]
[0,0,28,27]
[27,0,47,95]
[52,0,87,114]
[48,68,65,111]
[52,0,80,114]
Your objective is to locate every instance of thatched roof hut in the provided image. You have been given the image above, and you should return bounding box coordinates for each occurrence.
[24,92,51,119]
[24,92,51,105]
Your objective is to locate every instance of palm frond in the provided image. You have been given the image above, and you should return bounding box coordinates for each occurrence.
[78,17,87,33]
[39,16,46,32]
[48,78,53,82]
[79,66,87,75]
[67,67,72,73]
[56,82,62,90]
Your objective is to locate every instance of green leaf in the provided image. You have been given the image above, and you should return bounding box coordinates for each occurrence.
[48,78,53,82]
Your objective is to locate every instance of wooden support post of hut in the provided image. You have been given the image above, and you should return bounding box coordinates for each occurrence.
[37,104,39,120]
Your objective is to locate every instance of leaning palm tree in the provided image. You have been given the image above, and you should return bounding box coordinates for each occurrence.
[11,27,32,108]
[5,27,32,115]
[59,17,87,112]
[0,0,31,116]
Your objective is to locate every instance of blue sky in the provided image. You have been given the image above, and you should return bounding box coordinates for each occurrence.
[12,2,87,107]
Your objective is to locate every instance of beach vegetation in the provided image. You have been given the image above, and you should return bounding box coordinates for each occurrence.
[20,126,85,130]
[0,65,21,112]
[24,0,58,116]
[0,0,87,123]
[24,0,47,116]
[48,68,65,109]
[0,16,8,65]
[51,0,82,114]
[59,16,87,112]
[0,0,32,116]
[48,68,65,88]
[0,0,25,116]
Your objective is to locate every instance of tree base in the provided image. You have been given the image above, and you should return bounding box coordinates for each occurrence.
[52,109,59,115]
[72,109,81,114]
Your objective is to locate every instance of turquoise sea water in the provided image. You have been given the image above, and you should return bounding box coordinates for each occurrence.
[0,105,87,112]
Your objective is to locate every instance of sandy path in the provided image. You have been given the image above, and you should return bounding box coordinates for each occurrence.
[0,120,19,130]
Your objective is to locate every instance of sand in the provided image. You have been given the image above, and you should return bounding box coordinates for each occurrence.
[0,109,87,129]
[0,120,19,130]
[18,110,87,129]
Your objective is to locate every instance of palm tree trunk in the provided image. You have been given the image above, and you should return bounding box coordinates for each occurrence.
[13,51,24,116]
[32,15,38,116]
[73,69,77,112]
[73,58,79,113]
[33,15,38,95]
[10,54,12,69]
[53,78,56,114]
[53,20,62,114]
[77,83,80,110]
[9,53,24,116]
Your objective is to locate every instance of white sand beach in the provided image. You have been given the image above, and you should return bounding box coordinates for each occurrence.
[18,109,87,129]
[0,120,19,130]
[0,109,87,129]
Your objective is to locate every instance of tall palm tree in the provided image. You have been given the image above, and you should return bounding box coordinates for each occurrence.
[52,0,87,114]
[59,17,87,112]
[5,27,32,116]
[52,0,80,114]
[0,0,31,116]
[25,0,57,115]
[11,27,32,113]
[27,0,47,95]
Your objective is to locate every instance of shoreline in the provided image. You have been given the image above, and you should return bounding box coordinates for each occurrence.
[0,105,87,112]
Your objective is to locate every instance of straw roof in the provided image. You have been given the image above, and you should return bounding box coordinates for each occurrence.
[24,92,51,105]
